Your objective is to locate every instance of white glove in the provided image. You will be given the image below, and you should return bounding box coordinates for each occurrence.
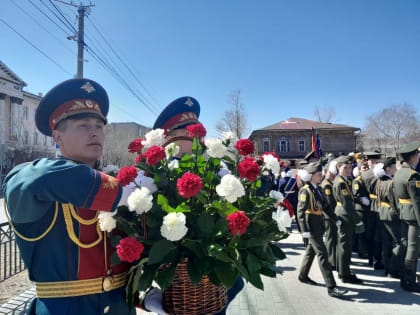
[336,220,342,226]
[356,222,363,226]
[302,232,311,238]
[360,197,370,206]
[144,288,168,315]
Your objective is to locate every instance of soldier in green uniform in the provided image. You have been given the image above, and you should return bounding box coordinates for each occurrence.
[320,160,338,269]
[352,161,370,259]
[393,141,420,292]
[375,158,402,278]
[297,162,347,298]
[333,156,364,284]
[361,151,384,269]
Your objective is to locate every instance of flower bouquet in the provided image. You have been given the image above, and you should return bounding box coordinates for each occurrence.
[101,125,288,314]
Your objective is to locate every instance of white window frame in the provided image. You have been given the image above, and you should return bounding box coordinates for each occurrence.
[263,138,270,152]
[298,139,305,152]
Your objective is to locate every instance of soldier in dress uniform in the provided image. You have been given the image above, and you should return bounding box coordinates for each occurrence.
[320,160,338,269]
[333,156,364,284]
[375,158,402,278]
[2,79,134,315]
[297,162,347,298]
[361,151,385,269]
[352,161,371,259]
[393,141,420,292]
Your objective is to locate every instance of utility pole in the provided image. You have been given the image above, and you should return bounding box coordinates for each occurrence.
[55,1,95,78]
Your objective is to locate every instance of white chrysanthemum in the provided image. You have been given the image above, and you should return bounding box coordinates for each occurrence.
[103,164,120,175]
[134,170,157,194]
[165,143,179,159]
[269,190,284,204]
[373,163,385,177]
[297,169,311,182]
[221,131,238,143]
[352,167,360,178]
[263,154,280,177]
[328,160,338,175]
[160,212,188,241]
[142,129,166,149]
[98,211,117,232]
[205,138,228,158]
[216,174,245,203]
[168,159,180,170]
[118,182,136,207]
[127,187,153,214]
[272,207,293,232]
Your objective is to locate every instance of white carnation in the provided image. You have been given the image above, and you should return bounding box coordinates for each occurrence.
[118,182,136,207]
[328,160,338,175]
[352,167,360,178]
[168,159,180,170]
[142,129,166,149]
[127,187,153,214]
[216,174,245,203]
[269,190,284,204]
[373,163,385,177]
[205,138,228,158]
[263,154,280,177]
[221,131,238,144]
[160,212,188,241]
[297,169,311,182]
[135,170,157,194]
[98,211,117,232]
[272,207,293,232]
[165,143,179,159]
[103,164,120,175]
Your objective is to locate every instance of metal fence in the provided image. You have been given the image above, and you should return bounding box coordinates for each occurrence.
[0,222,25,282]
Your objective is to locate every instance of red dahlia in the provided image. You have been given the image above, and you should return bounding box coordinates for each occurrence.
[177,172,203,198]
[186,123,207,139]
[226,211,250,235]
[117,166,138,186]
[116,237,144,263]
[235,139,255,156]
[144,146,166,166]
[237,159,260,181]
[128,138,144,153]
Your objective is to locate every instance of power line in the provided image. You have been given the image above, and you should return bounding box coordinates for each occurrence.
[48,0,77,33]
[26,0,70,35]
[9,0,75,57]
[38,0,75,34]
[0,17,72,75]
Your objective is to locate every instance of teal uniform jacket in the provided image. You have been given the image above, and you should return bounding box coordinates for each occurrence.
[3,158,135,315]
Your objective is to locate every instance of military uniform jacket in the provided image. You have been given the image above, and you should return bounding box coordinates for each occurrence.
[377,176,399,222]
[297,183,326,236]
[3,158,133,315]
[320,178,337,221]
[278,176,298,212]
[361,168,379,212]
[352,175,370,212]
[393,163,420,225]
[333,175,361,224]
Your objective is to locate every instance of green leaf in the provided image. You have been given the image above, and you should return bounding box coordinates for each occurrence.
[246,253,262,273]
[249,272,264,290]
[179,155,195,168]
[208,271,222,286]
[198,213,215,236]
[243,237,264,248]
[187,259,203,286]
[110,235,122,247]
[269,243,286,260]
[138,264,159,292]
[256,179,262,189]
[175,203,191,213]
[157,194,176,213]
[157,263,177,291]
[208,244,231,263]
[110,252,121,267]
[148,239,176,264]
[214,261,238,288]
[233,259,250,280]
[260,267,277,278]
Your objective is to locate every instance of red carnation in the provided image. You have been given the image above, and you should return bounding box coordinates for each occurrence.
[135,154,143,164]
[128,138,144,153]
[226,211,250,235]
[117,166,138,186]
[237,159,260,182]
[116,237,144,263]
[261,152,281,162]
[177,172,203,198]
[144,146,166,166]
[235,139,254,156]
[280,199,294,218]
[186,123,207,139]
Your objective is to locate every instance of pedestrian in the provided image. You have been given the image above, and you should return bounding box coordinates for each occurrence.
[333,156,364,284]
[393,141,420,292]
[297,162,347,298]
[2,79,134,314]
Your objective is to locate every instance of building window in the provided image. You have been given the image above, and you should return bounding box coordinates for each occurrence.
[277,138,289,153]
[23,106,28,120]
[263,138,270,152]
[24,130,29,145]
[298,140,305,152]
[34,132,38,145]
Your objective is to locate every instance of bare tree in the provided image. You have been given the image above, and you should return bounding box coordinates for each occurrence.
[314,106,336,123]
[215,89,249,139]
[363,103,419,155]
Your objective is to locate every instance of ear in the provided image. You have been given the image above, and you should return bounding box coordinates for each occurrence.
[52,130,63,146]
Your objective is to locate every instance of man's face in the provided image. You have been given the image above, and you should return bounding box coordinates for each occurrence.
[338,163,352,177]
[53,117,105,166]
[168,128,193,154]
[386,164,397,177]
[311,171,323,185]
[367,159,377,167]
[360,165,369,173]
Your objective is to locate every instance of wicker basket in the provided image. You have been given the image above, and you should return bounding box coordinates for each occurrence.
[162,262,228,315]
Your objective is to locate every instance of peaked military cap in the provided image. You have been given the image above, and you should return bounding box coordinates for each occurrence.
[335,155,352,165]
[382,157,396,169]
[153,96,200,133]
[397,141,420,155]
[363,150,382,159]
[304,162,322,174]
[35,78,109,136]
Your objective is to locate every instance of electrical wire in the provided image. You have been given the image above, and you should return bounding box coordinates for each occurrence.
[26,0,70,35]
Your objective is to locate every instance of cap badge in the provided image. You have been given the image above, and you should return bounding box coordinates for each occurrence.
[81,82,96,93]
[185,98,194,107]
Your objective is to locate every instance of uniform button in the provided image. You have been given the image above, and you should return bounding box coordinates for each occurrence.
[107,269,112,275]
[104,305,110,314]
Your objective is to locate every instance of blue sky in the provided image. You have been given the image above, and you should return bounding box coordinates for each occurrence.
[2,0,420,137]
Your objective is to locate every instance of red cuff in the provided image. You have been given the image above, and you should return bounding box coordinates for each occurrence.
[90,171,122,211]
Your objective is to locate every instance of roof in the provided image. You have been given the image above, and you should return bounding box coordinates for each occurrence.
[0,60,27,86]
[258,117,359,131]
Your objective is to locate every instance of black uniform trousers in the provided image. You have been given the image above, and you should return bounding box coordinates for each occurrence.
[324,218,338,268]
[366,211,383,263]
[354,211,369,257]
[337,218,354,277]
[401,221,420,261]
[382,219,403,275]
